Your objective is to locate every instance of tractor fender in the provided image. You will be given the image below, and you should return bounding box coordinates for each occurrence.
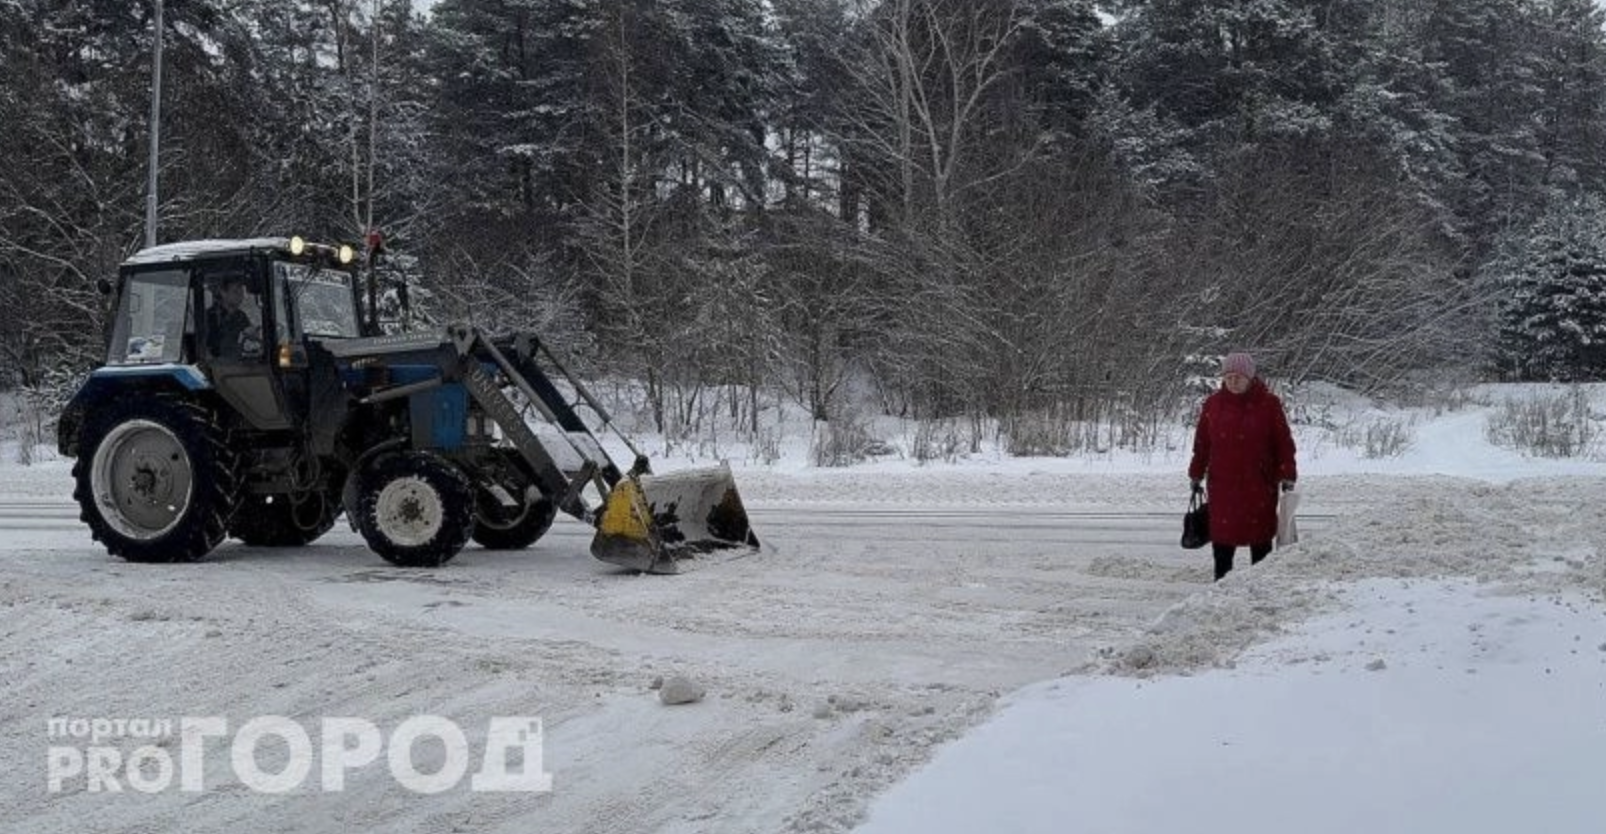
[58,364,212,456]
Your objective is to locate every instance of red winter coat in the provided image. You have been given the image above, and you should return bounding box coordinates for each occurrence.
[1187,378,1298,546]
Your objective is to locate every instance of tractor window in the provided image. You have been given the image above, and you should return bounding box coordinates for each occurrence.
[108,269,192,365]
[277,262,361,339]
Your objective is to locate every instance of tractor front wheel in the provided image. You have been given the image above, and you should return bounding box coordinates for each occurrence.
[356,452,473,567]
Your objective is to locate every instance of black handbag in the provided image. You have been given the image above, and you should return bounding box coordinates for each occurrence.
[1181,491,1210,549]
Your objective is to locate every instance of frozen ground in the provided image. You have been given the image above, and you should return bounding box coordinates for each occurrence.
[0,384,1602,833]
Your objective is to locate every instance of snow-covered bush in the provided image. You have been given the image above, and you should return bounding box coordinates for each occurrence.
[912,418,969,465]
[810,409,876,468]
[1484,387,1599,458]
[1002,411,1073,457]
[1334,416,1416,459]
[748,427,783,466]
[8,368,79,465]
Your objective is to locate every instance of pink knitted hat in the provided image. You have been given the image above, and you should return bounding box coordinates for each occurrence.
[1221,352,1256,378]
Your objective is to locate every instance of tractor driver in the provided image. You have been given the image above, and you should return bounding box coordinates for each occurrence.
[205,275,260,359]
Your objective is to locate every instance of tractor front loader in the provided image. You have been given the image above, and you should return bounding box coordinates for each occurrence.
[321,324,760,573]
[57,237,757,572]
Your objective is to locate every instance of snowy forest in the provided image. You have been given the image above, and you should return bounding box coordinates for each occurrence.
[4,0,1606,445]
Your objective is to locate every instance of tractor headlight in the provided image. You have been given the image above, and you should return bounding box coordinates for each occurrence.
[338,244,355,265]
[289,236,306,256]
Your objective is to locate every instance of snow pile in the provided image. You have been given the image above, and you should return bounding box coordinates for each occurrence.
[1098,475,1606,678]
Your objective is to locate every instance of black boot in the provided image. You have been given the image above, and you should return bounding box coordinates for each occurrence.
[1212,544,1235,581]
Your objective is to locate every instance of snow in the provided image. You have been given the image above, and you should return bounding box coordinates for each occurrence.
[1,384,1603,834]
[121,237,293,265]
[860,579,1606,834]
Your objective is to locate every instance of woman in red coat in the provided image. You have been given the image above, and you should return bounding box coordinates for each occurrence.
[1187,352,1298,580]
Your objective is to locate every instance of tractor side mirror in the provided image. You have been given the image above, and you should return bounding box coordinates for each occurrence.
[96,277,113,295]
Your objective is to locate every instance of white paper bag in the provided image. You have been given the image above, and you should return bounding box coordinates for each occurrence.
[1276,488,1300,546]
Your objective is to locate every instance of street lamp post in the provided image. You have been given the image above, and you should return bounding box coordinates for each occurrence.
[144,0,164,249]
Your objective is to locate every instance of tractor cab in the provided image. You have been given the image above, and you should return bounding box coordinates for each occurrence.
[99,237,366,430]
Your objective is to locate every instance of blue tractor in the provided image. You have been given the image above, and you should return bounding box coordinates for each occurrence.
[57,237,756,571]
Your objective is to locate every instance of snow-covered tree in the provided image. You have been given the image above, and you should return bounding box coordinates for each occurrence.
[1489,196,1606,381]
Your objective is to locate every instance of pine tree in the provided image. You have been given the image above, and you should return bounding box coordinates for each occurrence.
[1417,0,1550,252]
[1492,196,1606,381]
[1528,0,1606,197]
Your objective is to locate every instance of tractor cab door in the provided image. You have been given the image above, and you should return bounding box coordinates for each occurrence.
[200,262,293,430]
[268,260,366,451]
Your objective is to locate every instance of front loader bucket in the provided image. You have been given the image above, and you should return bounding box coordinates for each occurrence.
[591,462,759,574]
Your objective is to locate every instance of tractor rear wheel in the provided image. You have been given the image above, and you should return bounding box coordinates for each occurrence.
[471,484,556,550]
[356,452,473,567]
[72,398,238,563]
[229,491,340,547]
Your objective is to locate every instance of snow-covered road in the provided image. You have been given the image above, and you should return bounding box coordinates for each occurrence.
[3,461,1592,834]
[1,465,1228,834]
